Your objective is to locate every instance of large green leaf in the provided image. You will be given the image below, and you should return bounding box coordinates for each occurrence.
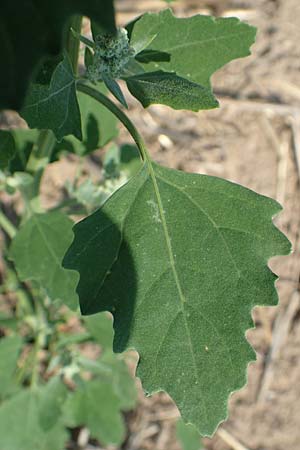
[0,390,68,450]
[130,9,256,87]
[21,56,82,142]
[10,211,79,310]
[64,162,290,435]
[63,379,125,445]
[0,0,115,110]
[126,71,218,111]
[0,336,22,400]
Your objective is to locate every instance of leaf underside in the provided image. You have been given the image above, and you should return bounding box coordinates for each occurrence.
[64,162,290,435]
[0,0,115,110]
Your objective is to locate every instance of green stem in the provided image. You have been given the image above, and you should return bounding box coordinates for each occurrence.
[66,15,83,74]
[0,210,17,238]
[77,81,148,162]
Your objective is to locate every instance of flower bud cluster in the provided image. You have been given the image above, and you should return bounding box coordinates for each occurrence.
[88,28,134,81]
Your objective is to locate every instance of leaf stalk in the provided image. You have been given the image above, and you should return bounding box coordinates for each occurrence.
[76,81,149,162]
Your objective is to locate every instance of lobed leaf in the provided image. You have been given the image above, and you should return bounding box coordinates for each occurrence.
[130,9,256,88]
[64,162,291,435]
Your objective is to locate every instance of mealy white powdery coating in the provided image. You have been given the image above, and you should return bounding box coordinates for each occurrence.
[88,28,135,81]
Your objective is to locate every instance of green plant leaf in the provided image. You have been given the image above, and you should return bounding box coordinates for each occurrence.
[63,379,126,446]
[0,131,16,169]
[176,419,203,450]
[130,9,256,87]
[38,377,68,431]
[126,71,219,111]
[0,390,68,450]
[0,336,22,400]
[103,143,142,179]
[8,129,40,173]
[84,312,114,350]
[135,49,171,63]
[21,56,82,142]
[103,74,128,108]
[0,0,115,110]
[10,211,79,310]
[64,162,290,436]
[100,352,137,410]
[57,84,118,156]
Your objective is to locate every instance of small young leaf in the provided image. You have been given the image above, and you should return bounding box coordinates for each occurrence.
[135,49,171,63]
[21,56,82,142]
[84,46,94,69]
[130,9,256,87]
[0,0,115,110]
[0,131,16,169]
[176,419,203,450]
[64,162,290,436]
[102,74,128,108]
[0,390,68,450]
[63,379,125,446]
[10,212,79,310]
[126,71,219,111]
[0,336,22,400]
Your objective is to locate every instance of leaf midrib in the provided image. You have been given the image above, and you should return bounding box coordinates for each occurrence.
[146,162,209,421]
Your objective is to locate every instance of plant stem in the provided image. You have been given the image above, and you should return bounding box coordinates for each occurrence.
[77,81,148,162]
[0,210,17,238]
[66,15,83,74]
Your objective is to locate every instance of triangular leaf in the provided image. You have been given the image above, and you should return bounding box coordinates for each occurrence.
[0,0,115,110]
[126,71,219,111]
[64,162,290,435]
[130,9,256,87]
[10,211,79,310]
[21,56,82,142]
